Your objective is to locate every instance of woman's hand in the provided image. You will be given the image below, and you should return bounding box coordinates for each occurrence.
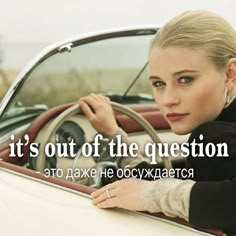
[91,178,147,211]
[78,94,119,136]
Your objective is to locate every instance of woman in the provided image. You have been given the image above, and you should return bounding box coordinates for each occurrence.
[79,10,236,233]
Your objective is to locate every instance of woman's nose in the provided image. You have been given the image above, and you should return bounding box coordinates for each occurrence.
[163,88,180,107]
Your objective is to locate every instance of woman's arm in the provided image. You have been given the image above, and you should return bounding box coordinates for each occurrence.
[91,177,195,220]
[141,178,195,220]
[79,94,147,167]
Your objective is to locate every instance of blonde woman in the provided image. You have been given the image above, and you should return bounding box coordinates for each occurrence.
[79,10,236,233]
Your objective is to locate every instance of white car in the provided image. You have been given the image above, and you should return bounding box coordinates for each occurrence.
[0,26,223,236]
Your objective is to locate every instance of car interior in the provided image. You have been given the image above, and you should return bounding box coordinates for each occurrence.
[0,28,226,236]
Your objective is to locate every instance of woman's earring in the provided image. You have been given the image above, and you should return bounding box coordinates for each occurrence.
[224,87,231,108]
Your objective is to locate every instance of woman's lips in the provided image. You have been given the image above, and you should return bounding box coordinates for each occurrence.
[166,113,189,122]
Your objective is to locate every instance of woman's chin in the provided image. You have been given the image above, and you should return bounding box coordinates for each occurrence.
[170,125,192,135]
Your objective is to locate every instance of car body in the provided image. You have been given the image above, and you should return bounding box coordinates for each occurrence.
[0,26,224,236]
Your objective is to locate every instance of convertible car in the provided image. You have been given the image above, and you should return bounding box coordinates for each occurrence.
[0,26,225,236]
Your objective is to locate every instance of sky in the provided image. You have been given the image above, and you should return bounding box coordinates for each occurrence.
[1,0,236,42]
[1,0,236,69]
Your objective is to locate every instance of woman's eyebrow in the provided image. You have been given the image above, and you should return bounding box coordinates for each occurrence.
[172,69,199,76]
[149,70,199,80]
[149,76,160,80]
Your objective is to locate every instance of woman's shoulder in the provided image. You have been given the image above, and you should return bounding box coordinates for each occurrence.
[187,121,236,181]
[193,120,236,132]
[189,121,236,143]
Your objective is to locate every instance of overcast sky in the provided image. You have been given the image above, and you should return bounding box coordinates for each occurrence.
[1,0,236,42]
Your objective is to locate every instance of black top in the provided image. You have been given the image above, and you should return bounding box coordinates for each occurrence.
[189,100,236,234]
[134,99,236,233]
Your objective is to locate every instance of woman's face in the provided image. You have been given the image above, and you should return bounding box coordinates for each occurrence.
[149,46,227,135]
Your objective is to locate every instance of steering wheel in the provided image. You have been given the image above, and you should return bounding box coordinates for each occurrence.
[36,102,172,184]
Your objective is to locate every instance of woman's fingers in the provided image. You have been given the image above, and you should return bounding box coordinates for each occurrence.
[79,100,96,120]
[91,179,147,211]
[79,93,111,112]
[78,93,118,136]
[91,183,113,198]
[79,94,100,112]
[92,188,117,205]
[97,94,111,104]
[91,182,118,206]
[91,181,120,198]
[97,198,117,209]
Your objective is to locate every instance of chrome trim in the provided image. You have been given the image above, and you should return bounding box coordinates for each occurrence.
[58,43,73,53]
[0,25,158,116]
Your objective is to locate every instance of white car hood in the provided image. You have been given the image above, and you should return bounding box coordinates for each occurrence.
[0,168,210,236]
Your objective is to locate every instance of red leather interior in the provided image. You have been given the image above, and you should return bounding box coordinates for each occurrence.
[116,111,169,132]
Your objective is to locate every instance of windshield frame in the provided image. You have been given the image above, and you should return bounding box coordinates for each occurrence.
[0,26,158,118]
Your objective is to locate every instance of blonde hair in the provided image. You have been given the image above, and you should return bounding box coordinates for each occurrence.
[151,10,236,69]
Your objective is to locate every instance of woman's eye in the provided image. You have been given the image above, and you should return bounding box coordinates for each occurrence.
[152,81,165,87]
[179,76,193,83]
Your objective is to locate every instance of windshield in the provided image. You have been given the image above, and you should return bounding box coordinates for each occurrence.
[0,33,156,138]
[4,35,154,111]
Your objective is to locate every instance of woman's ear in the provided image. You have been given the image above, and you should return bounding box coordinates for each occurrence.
[225,58,236,89]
